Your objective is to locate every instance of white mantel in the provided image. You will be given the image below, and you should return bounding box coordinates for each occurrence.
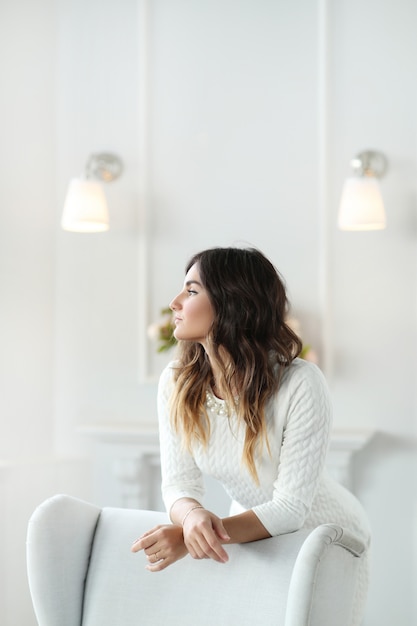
[79,423,374,513]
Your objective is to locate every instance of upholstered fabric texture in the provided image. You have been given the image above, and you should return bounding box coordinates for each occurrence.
[27,495,366,626]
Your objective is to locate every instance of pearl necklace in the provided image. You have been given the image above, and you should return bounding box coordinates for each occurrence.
[205,390,230,416]
[206,390,239,417]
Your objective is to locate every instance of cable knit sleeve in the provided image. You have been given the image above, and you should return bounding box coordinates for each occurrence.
[251,361,332,536]
[157,363,205,515]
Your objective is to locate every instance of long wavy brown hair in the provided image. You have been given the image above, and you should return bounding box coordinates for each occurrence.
[170,247,302,482]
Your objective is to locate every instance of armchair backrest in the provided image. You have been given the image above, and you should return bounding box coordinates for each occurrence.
[27,495,365,626]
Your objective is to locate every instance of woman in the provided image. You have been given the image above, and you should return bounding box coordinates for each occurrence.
[132,247,370,620]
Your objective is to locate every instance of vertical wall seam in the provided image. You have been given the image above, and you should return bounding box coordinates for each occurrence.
[137,0,152,382]
[317,0,333,380]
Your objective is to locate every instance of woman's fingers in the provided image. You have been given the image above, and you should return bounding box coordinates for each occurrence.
[146,553,176,572]
[131,525,164,553]
[146,550,162,563]
[183,511,229,563]
[132,521,229,569]
[212,518,231,542]
[185,526,229,563]
[131,536,155,553]
[132,524,188,571]
[144,527,189,571]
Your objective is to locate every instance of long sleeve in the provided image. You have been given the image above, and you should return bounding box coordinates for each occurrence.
[157,363,205,515]
[251,361,332,535]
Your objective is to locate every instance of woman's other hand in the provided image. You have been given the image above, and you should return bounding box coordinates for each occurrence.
[182,507,230,563]
[131,524,188,572]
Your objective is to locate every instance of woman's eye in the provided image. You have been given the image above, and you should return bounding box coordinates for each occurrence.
[187,289,198,296]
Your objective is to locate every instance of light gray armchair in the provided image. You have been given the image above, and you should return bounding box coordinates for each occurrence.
[27,494,366,626]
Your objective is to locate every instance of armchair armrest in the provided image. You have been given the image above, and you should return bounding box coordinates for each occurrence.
[286,523,366,626]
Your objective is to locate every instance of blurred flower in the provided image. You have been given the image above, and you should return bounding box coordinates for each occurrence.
[148,308,177,353]
[299,345,319,364]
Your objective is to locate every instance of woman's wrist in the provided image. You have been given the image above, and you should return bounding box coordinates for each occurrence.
[181,505,205,526]
[169,498,204,526]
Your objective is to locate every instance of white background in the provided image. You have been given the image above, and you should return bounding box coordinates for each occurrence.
[0,0,416,623]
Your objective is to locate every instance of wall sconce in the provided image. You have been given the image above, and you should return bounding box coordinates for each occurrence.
[61,152,123,233]
[337,150,388,231]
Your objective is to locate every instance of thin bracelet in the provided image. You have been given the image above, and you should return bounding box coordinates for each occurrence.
[181,505,204,526]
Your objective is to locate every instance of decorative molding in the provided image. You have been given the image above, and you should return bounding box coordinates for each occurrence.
[327,429,374,489]
[317,0,333,380]
[79,421,161,509]
[137,0,153,383]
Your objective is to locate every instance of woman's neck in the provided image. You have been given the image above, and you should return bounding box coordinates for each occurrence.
[203,344,237,399]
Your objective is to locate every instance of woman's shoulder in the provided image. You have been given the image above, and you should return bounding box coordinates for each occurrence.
[158,360,178,385]
[160,360,179,375]
[286,357,324,376]
[276,358,332,425]
[280,357,329,394]
[157,361,179,412]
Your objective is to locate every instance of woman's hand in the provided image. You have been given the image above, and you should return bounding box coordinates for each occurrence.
[181,507,230,563]
[131,524,188,572]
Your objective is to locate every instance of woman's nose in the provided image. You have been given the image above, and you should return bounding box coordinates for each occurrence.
[169,294,181,311]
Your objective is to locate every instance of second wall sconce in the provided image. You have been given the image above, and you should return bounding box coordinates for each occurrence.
[61,152,123,233]
[338,150,388,231]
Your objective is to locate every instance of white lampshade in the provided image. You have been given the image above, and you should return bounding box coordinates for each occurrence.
[61,178,109,233]
[338,176,386,231]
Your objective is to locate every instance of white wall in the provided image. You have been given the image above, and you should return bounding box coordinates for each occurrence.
[0,2,57,622]
[0,0,416,624]
[327,4,417,620]
[53,0,152,455]
[329,0,417,436]
[0,1,94,622]
[0,0,56,462]
[147,0,323,372]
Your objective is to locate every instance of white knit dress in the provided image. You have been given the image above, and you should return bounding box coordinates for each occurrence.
[157,358,370,625]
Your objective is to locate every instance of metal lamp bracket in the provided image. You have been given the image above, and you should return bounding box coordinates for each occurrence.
[350,150,388,178]
[85,152,123,182]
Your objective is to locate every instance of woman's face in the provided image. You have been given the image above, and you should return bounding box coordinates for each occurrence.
[170,263,215,346]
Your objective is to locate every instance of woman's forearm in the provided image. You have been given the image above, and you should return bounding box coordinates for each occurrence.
[222,510,271,544]
[171,498,271,544]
